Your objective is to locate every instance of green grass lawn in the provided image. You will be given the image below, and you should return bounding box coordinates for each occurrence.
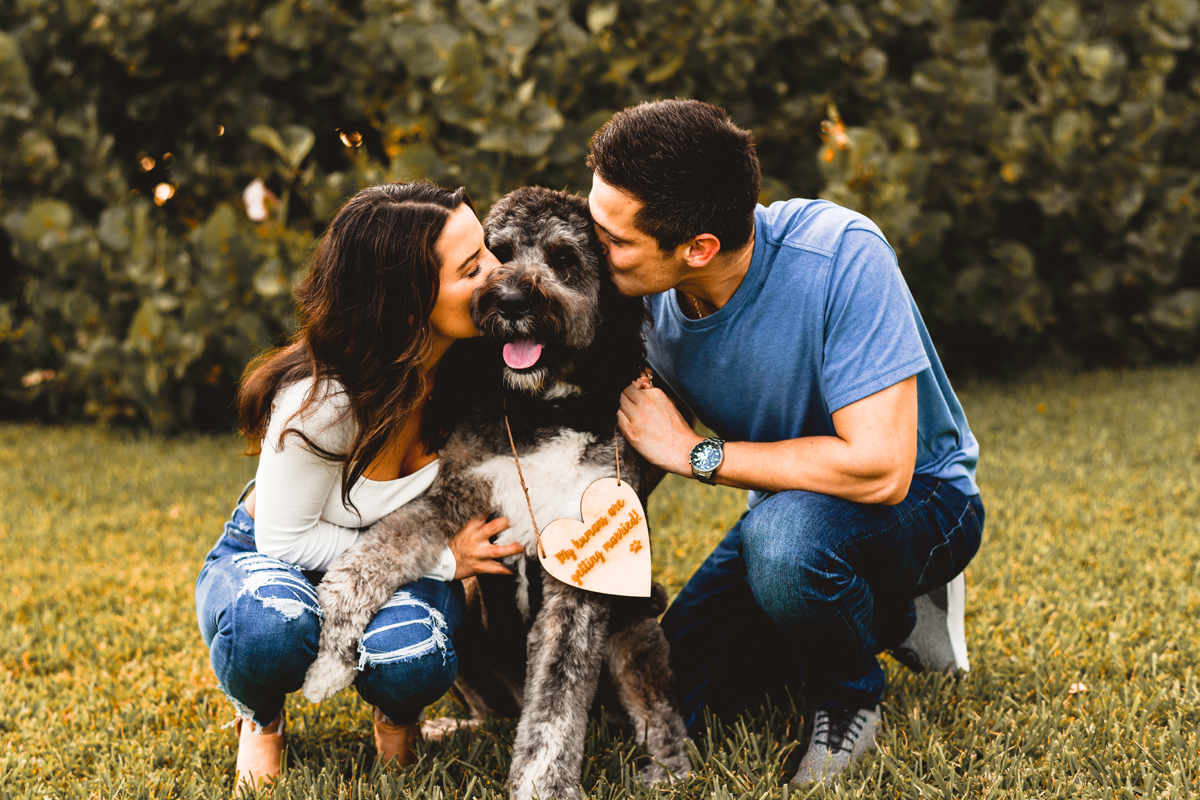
[2,365,1199,799]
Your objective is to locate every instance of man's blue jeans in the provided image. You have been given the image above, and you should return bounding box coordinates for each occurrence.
[661,475,983,734]
[194,502,464,726]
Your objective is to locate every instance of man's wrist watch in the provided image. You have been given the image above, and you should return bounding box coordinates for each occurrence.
[689,437,725,484]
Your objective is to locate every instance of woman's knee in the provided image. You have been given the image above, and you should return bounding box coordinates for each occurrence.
[207,553,322,691]
[355,587,459,712]
[359,646,459,716]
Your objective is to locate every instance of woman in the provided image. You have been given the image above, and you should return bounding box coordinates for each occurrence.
[194,182,524,789]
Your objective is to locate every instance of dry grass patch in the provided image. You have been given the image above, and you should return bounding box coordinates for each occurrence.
[2,364,1198,798]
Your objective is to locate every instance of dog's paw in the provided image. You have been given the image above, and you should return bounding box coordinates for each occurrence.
[639,763,669,786]
[422,717,482,742]
[509,780,581,800]
[301,653,357,703]
[639,758,691,786]
[506,772,580,796]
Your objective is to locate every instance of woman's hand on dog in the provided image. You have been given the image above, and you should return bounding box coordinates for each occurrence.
[450,516,524,579]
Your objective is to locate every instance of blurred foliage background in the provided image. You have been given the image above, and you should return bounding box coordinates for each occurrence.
[2,0,1200,429]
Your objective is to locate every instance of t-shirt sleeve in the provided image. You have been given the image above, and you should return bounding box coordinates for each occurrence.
[253,380,363,572]
[821,227,930,414]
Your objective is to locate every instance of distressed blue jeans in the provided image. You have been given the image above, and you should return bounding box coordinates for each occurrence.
[661,475,983,734]
[194,500,464,727]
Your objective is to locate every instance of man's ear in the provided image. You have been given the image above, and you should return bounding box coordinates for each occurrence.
[683,233,721,268]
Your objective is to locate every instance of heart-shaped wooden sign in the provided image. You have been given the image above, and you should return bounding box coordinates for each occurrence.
[537,477,651,597]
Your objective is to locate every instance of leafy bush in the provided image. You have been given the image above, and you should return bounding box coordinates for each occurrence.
[2,0,1199,428]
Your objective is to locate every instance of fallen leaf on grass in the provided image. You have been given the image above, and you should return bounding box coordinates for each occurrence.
[1064,682,1089,706]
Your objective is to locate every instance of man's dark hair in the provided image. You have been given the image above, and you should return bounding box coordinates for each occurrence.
[587,99,761,253]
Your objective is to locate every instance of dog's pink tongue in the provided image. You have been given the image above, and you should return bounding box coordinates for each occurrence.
[503,339,543,369]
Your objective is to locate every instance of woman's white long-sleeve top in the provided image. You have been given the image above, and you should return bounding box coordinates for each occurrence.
[252,377,456,578]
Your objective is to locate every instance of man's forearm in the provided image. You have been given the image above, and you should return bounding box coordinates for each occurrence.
[695,379,917,504]
[704,436,913,505]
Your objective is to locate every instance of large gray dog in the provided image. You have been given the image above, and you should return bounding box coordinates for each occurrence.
[301,187,690,799]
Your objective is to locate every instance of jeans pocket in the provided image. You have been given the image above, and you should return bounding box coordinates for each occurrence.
[222,504,256,547]
[205,505,257,561]
[224,528,255,548]
[966,496,985,536]
[913,487,979,595]
[914,532,954,595]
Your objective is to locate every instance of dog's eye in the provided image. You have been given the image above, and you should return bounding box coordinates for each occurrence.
[551,249,578,271]
[490,242,513,264]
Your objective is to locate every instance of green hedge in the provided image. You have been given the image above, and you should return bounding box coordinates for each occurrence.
[2,0,1199,428]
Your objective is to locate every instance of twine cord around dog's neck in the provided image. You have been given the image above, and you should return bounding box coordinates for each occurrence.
[501,399,624,560]
[615,437,621,486]
[503,400,547,559]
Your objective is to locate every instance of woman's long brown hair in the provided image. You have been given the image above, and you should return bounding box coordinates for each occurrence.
[238,182,473,511]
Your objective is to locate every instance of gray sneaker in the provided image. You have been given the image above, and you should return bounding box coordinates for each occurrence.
[792,705,880,786]
[892,573,970,675]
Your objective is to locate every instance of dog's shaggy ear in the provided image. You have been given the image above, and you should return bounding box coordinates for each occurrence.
[584,271,649,394]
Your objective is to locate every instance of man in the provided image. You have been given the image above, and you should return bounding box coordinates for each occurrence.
[587,99,983,786]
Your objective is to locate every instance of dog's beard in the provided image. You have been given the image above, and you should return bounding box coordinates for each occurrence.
[503,365,549,393]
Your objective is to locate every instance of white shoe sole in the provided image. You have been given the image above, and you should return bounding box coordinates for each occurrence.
[946,572,969,673]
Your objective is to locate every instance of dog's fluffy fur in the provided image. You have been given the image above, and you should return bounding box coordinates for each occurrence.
[302,187,690,799]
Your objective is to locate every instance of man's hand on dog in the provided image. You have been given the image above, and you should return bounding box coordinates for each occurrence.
[450,516,523,580]
[618,371,704,477]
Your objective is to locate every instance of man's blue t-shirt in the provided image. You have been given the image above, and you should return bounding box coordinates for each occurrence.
[645,199,979,507]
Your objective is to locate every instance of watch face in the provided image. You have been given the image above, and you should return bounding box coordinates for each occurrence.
[691,441,722,471]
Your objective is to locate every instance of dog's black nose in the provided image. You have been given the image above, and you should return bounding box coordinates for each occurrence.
[497,291,530,320]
